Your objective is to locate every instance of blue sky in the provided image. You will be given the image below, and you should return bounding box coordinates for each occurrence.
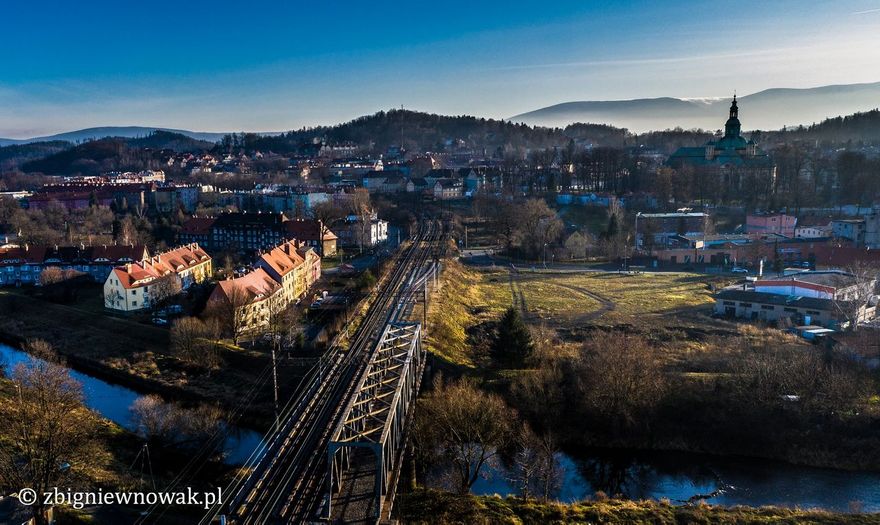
[3,0,880,137]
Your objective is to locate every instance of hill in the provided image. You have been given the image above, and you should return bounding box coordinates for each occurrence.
[763,109,880,145]
[511,81,880,132]
[0,141,73,170]
[0,126,229,147]
[19,131,213,175]
[224,109,575,155]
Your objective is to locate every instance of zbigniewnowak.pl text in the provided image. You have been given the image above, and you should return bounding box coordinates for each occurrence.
[16,487,223,510]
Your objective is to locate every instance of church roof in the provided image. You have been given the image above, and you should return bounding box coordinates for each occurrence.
[667,94,772,168]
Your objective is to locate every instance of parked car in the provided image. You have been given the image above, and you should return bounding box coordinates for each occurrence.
[151,317,169,326]
[731,267,749,274]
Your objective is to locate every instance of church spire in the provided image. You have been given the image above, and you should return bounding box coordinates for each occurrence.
[724,93,741,138]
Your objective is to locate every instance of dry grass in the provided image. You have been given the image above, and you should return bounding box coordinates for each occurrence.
[398,489,880,525]
[463,269,715,326]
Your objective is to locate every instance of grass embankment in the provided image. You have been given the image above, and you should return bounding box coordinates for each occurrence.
[397,489,880,525]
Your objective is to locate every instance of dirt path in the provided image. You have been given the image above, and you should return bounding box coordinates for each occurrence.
[508,264,528,315]
[550,281,616,323]
[506,268,616,323]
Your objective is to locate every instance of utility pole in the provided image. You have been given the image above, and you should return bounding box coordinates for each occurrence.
[271,341,279,428]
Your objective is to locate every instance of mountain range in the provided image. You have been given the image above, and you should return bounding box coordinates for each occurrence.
[0,127,230,147]
[3,81,880,148]
[510,81,880,132]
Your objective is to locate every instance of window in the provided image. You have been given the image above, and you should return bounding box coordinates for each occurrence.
[740,303,752,308]
[723,301,735,306]
[131,290,137,295]
[761,305,775,310]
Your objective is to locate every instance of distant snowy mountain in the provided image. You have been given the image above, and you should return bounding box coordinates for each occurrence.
[510,82,880,132]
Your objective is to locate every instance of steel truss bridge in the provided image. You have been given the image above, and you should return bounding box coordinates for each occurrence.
[197,221,443,524]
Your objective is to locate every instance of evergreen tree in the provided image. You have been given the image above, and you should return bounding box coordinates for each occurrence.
[602,213,619,240]
[493,307,534,366]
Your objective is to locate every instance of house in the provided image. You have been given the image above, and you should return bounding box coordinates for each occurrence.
[754,270,875,302]
[208,268,282,332]
[714,270,877,328]
[210,239,322,333]
[103,244,212,312]
[746,213,796,237]
[795,223,831,239]
[406,178,430,193]
[865,207,880,249]
[284,219,338,256]
[433,178,464,200]
[0,244,149,286]
[179,212,339,255]
[254,239,321,305]
[178,217,215,247]
[634,212,708,249]
[179,212,289,252]
[714,289,841,327]
[832,219,867,246]
[333,214,389,249]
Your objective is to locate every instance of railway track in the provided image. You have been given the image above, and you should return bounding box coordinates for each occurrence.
[211,220,441,524]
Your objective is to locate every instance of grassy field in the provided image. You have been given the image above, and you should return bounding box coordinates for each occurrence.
[425,261,732,368]
[397,489,880,525]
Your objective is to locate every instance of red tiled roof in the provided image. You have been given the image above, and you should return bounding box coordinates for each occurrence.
[284,219,337,242]
[180,217,217,236]
[259,240,305,278]
[111,243,210,289]
[214,268,280,304]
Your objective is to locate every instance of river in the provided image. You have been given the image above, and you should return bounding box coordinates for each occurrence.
[0,342,264,466]
[471,447,880,512]
[5,342,880,511]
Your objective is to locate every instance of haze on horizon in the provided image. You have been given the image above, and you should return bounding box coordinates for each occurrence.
[3,0,880,138]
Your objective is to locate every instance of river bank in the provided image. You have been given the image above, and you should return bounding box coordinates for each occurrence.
[0,342,265,465]
[0,288,302,429]
[397,489,880,524]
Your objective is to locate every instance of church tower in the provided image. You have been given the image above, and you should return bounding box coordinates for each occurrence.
[724,94,741,138]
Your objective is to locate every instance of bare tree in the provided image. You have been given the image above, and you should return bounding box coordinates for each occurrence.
[207,284,253,345]
[38,266,65,286]
[347,188,373,253]
[414,378,517,493]
[131,395,224,453]
[0,340,98,525]
[564,231,588,260]
[575,331,666,434]
[311,201,345,256]
[149,274,182,312]
[170,317,221,368]
[833,263,879,331]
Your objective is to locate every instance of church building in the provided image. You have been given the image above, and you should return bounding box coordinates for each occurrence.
[668,96,776,203]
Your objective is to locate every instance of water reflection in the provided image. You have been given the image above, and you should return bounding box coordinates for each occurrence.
[0,343,264,466]
[471,447,880,512]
